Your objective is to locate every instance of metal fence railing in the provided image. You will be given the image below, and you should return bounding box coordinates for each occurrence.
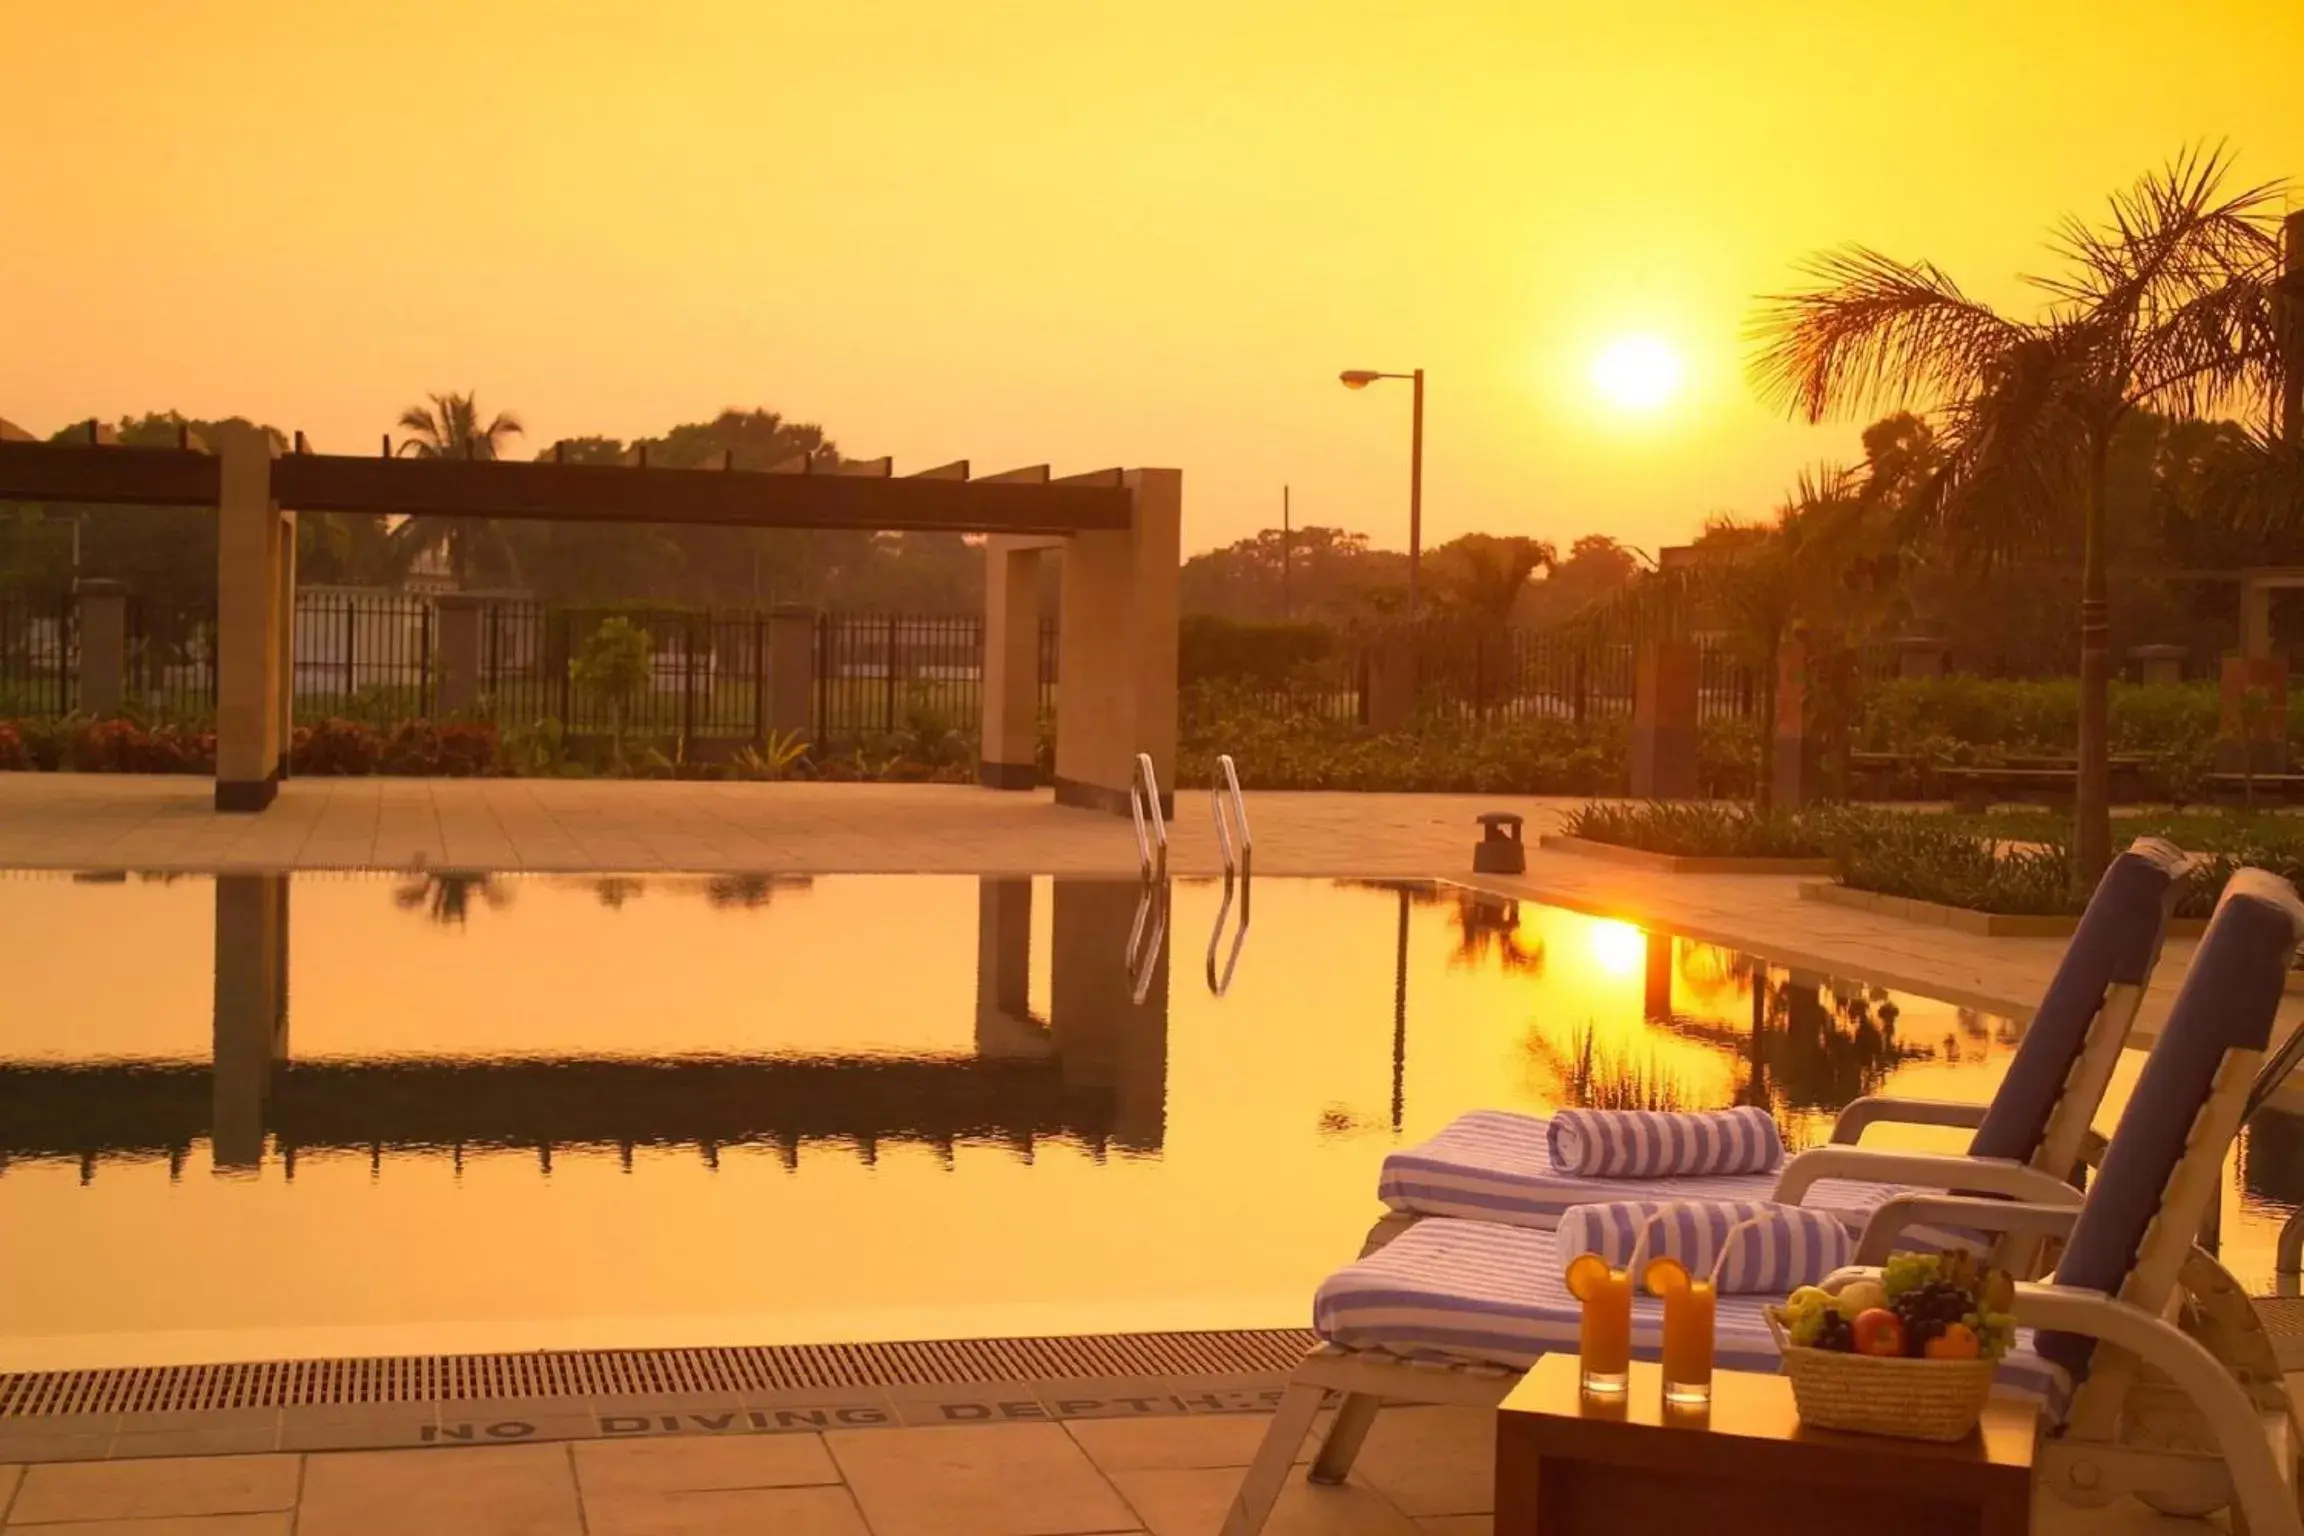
[0,589,72,718]
[6,586,1775,742]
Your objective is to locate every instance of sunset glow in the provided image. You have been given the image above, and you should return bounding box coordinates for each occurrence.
[1590,335,1686,413]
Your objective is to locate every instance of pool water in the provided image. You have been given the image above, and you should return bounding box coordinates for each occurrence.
[0,870,2292,1372]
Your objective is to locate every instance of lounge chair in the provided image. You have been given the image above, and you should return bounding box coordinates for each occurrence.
[1219,863,2300,1536]
[1367,835,2189,1252]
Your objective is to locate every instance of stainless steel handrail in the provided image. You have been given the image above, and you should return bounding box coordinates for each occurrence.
[1126,878,1169,1005]
[1211,754,1251,879]
[1130,752,1168,882]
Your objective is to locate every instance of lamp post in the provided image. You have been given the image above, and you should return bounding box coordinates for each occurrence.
[1340,368,1424,619]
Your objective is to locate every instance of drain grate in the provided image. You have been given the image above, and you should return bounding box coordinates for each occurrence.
[0,1329,1318,1418]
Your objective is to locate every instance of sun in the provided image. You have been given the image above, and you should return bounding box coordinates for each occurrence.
[1589,334,1686,412]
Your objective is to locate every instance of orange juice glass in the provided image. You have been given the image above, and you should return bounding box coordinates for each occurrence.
[1661,1279,1715,1404]
[1577,1267,1633,1393]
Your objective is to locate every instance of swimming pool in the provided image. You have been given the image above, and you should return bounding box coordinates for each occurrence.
[1,870,2294,1372]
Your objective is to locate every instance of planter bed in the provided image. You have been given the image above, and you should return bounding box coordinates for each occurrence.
[1798,879,2214,941]
[1538,834,1837,877]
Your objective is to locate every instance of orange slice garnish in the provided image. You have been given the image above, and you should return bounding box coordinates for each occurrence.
[1564,1253,1614,1302]
[1642,1256,1690,1298]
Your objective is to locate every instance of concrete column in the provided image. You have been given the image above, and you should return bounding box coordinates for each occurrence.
[1772,634,1822,808]
[274,510,297,777]
[215,425,283,811]
[2282,209,2302,446]
[1628,639,1699,798]
[980,538,1047,789]
[212,873,290,1170]
[1050,878,1168,1152]
[2242,578,2274,660]
[72,577,127,718]
[975,876,1050,1059]
[434,594,485,716]
[765,605,817,741]
[2130,644,2187,686]
[1363,629,1417,733]
[2218,655,2289,775]
[1052,469,1180,815]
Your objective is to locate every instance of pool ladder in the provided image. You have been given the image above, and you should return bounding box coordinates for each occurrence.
[1206,755,1252,996]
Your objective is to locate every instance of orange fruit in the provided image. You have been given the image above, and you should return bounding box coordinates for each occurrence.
[1924,1323,1981,1360]
[1564,1253,1615,1302]
[1642,1256,1690,1298]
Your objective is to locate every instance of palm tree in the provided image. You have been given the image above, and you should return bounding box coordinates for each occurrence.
[389,391,528,588]
[1749,148,2288,878]
[1438,534,1557,626]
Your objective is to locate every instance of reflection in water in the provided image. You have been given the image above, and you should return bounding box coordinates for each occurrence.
[16,869,2286,1369]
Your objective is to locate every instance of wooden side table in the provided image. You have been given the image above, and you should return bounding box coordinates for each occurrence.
[1495,1356,2037,1536]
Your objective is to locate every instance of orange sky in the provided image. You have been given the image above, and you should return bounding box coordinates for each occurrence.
[4,0,2301,559]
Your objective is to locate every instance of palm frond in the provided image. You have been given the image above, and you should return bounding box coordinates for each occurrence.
[1748,247,2026,423]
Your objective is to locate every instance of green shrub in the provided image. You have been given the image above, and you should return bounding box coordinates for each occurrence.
[1561,801,1864,858]
[1854,678,2223,758]
[1833,816,2082,914]
[0,722,25,771]
[291,718,382,775]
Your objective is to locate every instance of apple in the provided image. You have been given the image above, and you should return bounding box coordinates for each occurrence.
[1834,1280,1888,1320]
[1924,1323,1981,1360]
[1851,1308,1907,1358]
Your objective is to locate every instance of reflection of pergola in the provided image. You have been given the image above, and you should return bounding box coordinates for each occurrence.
[0,430,1181,812]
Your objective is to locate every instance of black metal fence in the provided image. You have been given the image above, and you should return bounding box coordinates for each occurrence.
[5,585,1777,743]
[0,590,72,717]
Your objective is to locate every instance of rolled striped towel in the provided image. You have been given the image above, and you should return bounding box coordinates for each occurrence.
[1545,1105,1783,1179]
[1556,1199,1853,1294]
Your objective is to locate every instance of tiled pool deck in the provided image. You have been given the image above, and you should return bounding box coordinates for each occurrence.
[0,775,2286,1534]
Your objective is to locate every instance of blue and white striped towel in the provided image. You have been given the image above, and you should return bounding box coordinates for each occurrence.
[1555,1200,1853,1293]
[1546,1106,1784,1179]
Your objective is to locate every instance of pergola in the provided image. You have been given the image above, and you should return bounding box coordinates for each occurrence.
[0,425,1180,813]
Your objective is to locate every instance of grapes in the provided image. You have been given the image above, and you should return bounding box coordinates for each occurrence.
[1882,1252,1939,1302]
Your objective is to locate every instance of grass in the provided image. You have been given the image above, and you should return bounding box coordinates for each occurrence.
[1559,801,1862,860]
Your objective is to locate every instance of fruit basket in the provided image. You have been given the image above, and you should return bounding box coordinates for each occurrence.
[1765,1252,2015,1444]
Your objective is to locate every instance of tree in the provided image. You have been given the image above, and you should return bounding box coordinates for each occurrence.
[1431,533,1556,626]
[390,391,528,588]
[1522,535,1639,628]
[570,615,655,771]
[1749,147,2287,878]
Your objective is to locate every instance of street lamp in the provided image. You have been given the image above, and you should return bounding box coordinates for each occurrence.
[1339,368,1425,619]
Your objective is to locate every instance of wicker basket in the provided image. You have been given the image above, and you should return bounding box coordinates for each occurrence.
[1765,1309,1997,1442]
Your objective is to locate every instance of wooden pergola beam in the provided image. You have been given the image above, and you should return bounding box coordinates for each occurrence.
[0,442,1132,534]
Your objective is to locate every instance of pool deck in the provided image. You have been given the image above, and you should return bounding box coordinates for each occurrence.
[0,774,2285,1534]
[0,1406,2237,1536]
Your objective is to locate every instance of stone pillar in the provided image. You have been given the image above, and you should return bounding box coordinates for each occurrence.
[765,605,816,741]
[72,577,127,718]
[980,538,1047,789]
[215,426,285,811]
[212,873,290,1170]
[1772,634,1823,808]
[1050,878,1168,1152]
[2130,644,2187,686]
[434,594,485,716]
[1895,636,1949,680]
[1052,469,1180,816]
[975,876,1050,1059]
[1364,630,1417,733]
[2242,578,2275,660]
[2218,655,2289,775]
[1628,639,1699,798]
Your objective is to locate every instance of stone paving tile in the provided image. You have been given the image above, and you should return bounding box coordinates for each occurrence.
[0,1436,110,1466]
[421,1401,599,1447]
[826,1421,1142,1536]
[571,1432,838,1496]
[8,1453,299,1523]
[0,1517,294,1536]
[296,1443,582,1536]
[580,1484,873,1536]
[276,1403,441,1454]
[1339,1407,1493,1518]
[103,1424,282,1461]
[1413,1519,1492,1536]
[0,1463,18,1515]
[1062,1411,1325,1472]
[1108,1465,1416,1536]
